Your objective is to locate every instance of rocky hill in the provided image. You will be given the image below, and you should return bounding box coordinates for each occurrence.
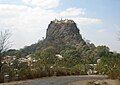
[8,19,102,62]
[37,19,88,53]
[46,19,85,44]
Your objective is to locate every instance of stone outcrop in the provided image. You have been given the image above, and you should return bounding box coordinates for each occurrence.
[37,19,86,53]
[45,19,84,44]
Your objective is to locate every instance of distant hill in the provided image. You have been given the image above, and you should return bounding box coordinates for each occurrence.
[6,19,110,63]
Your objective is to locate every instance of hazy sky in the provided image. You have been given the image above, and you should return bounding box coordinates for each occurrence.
[0,0,120,52]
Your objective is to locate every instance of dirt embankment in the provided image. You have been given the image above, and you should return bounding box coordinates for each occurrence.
[69,79,120,85]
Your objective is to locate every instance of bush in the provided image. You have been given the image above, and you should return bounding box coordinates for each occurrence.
[108,69,120,79]
[0,73,4,83]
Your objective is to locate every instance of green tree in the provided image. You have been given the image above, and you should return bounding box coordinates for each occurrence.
[96,52,120,79]
[60,49,81,67]
[72,64,86,75]
[40,46,56,65]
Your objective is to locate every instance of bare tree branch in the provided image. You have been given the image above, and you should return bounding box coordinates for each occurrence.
[0,30,12,53]
[0,29,12,70]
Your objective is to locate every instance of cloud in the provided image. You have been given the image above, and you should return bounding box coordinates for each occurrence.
[22,0,60,9]
[59,8,102,25]
[0,4,57,31]
[69,17,102,25]
[0,5,102,31]
[97,29,107,33]
[60,8,85,17]
[22,0,31,4]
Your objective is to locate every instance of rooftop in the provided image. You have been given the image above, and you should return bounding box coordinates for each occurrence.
[52,19,75,23]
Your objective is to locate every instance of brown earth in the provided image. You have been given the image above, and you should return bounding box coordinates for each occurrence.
[69,79,120,85]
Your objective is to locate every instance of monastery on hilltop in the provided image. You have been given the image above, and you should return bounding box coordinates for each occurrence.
[52,19,75,23]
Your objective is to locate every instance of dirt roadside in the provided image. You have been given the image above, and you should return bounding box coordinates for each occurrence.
[69,79,120,85]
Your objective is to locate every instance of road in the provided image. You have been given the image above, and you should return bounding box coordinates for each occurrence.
[0,75,108,85]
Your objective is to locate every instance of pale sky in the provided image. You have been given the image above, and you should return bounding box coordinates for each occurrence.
[0,0,120,52]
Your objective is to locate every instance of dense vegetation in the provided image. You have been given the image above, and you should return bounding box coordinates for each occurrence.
[0,44,119,83]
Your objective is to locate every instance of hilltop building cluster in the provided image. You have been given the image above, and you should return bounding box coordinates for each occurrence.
[52,19,75,24]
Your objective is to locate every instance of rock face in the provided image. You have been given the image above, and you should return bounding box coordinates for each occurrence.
[38,19,86,53]
[45,19,84,44]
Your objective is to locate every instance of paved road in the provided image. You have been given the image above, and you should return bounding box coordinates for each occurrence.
[0,75,108,85]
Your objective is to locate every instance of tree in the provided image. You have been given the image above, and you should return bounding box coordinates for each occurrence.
[0,30,12,70]
[0,30,11,53]
[60,49,81,67]
[96,52,120,79]
[40,46,56,65]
